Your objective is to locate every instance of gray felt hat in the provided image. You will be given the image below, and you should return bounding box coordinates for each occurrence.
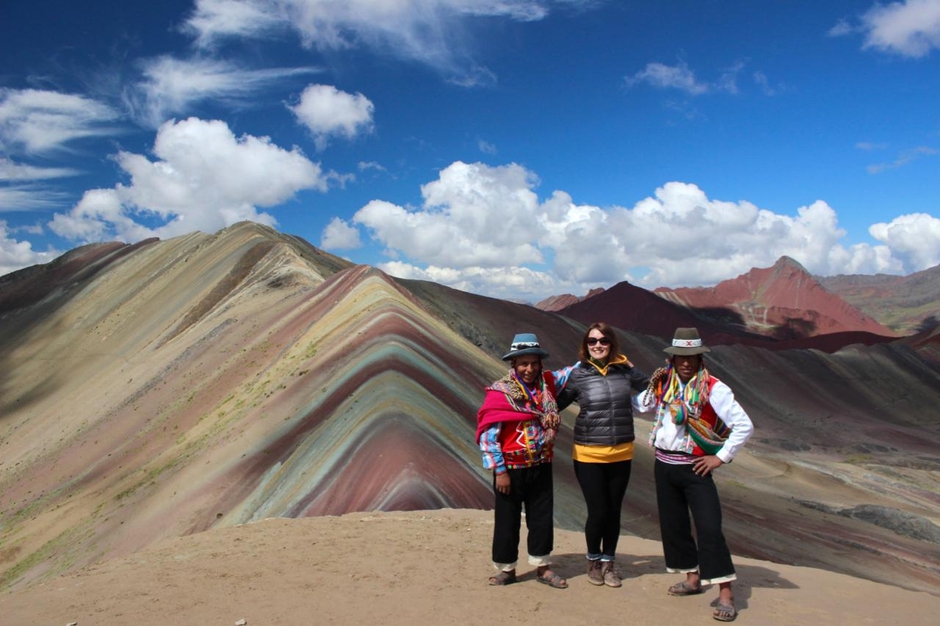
[663,327,711,356]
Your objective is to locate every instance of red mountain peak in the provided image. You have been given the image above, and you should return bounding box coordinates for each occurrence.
[655,256,897,340]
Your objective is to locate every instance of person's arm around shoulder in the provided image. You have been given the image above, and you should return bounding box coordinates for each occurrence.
[551,363,580,410]
[637,361,670,415]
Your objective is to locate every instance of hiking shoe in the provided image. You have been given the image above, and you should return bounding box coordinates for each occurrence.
[587,560,604,586]
[602,561,622,588]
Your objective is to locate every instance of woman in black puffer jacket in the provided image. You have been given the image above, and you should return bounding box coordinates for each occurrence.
[556,322,650,588]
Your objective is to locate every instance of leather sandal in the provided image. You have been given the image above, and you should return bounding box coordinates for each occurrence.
[536,568,568,589]
[488,570,516,586]
[668,580,704,596]
[713,602,737,622]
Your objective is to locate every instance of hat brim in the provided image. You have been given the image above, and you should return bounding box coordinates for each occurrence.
[502,347,550,361]
[664,346,710,356]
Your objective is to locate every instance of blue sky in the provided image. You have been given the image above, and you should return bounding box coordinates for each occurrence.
[1,0,939,300]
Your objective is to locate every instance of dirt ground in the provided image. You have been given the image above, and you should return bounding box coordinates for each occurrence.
[1,508,937,626]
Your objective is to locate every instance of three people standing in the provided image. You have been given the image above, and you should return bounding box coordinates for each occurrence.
[476,325,753,622]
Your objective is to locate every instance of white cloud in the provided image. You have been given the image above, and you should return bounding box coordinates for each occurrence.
[49,188,141,243]
[348,160,936,299]
[861,0,940,57]
[855,141,888,151]
[0,158,80,181]
[0,88,119,154]
[626,62,710,95]
[0,158,80,212]
[126,56,317,128]
[321,217,362,249]
[184,0,285,47]
[716,61,744,95]
[627,61,758,97]
[866,146,938,173]
[379,260,567,302]
[0,219,60,277]
[358,161,386,172]
[353,161,545,268]
[0,185,73,211]
[478,139,498,155]
[828,18,855,38]
[752,71,776,96]
[869,213,940,270]
[289,84,374,150]
[48,117,330,244]
[614,187,859,286]
[183,0,580,84]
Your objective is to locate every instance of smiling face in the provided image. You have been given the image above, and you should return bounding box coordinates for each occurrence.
[673,354,702,382]
[513,355,542,385]
[586,329,611,363]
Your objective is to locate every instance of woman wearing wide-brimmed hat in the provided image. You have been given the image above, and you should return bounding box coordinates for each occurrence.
[476,332,567,589]
[641,327,754,622]
[554,322,651,588]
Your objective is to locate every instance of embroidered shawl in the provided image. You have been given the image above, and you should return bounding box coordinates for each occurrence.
[475,370,560,443]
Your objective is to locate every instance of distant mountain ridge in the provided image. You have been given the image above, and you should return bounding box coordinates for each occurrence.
[654,256,897,340]
[818,264,940,334]
[539,256,937,349]
[535,288,604,312]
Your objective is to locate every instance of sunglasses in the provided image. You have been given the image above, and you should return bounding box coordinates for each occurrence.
[587,337,611,346]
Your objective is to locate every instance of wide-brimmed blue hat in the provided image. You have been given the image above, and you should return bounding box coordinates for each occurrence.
[501,332,550,361]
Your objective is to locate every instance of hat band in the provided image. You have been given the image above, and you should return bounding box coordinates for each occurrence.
[672,338,702,348]
[510,341,540,350]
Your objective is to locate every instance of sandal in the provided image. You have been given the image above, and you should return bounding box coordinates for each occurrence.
[713,602,737,622]
[488,570,516,586]
[668,580,704,596]
[536,568,568,589]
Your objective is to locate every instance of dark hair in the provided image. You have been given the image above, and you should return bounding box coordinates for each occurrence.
[579,322,621,362]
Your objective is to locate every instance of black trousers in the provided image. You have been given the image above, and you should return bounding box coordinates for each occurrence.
[654,459,735,582]
[573,459,632,560]
[492,463,554,566]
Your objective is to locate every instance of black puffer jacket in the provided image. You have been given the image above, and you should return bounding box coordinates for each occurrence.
[556,359,650,446]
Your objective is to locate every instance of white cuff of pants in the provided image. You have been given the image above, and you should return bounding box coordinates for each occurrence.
[701,573,736,585]
[493,561,517,572]
[665,567,737,586]
[528,554,551,567]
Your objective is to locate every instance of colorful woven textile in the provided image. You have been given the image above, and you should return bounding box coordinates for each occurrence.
[476,370,560,443]
[645,364,731,455]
